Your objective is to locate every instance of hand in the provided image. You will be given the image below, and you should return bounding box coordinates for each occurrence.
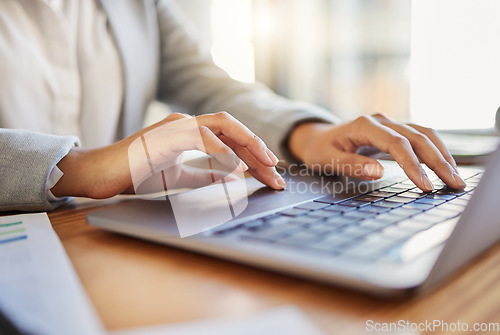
[287,113,466,192]
[51,112,287,198]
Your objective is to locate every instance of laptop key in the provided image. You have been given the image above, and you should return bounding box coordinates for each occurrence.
[436,188,466,196]
[389,207,422,217]
[285,217,320,226]
[322,205,355,213]
[425,208,460,219]
[250,225,303,239]
[358,218,393,230]
[375,213,407,224]
[411,213,444,224]
[382,196,415,203]
[374,200,404,209]
[281,208,310,217]
[310,235,352,252]
[324,216,359,228]
[339,200,371,208]
[355,195,384,203]
[245,221,272,233]
[447,198,469,207]
[357,233,399,253]
[305,224,339,235]
[294,202,330,211]
[358,205,391,214]
[343,211,375,220]
[366,191,397,198]
[305,210,342,220]
[380,225,418,240]
[265,216,292,225]
[397,191,425,199]
[414,198,446,206]
[339,225,377,239]
[401,203,434,211]
[438,203,465,212]
[424,194,456,200]
[313,195,347,205]
[459,193,473,200]
[379,186,409,193]
[397,218,436,230]
[278,230,323,245]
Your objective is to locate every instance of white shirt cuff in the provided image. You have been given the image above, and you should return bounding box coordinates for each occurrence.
[46,165,64,201]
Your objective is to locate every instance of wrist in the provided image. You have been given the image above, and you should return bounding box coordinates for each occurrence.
[50,147,91,198]
[50,142,131,199]
[287,122,330,162]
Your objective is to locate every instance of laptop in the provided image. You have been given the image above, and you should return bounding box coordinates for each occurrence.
[87,0,500,297]
[86,145,500,297]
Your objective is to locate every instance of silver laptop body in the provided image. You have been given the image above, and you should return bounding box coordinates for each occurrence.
[86,145,500,297]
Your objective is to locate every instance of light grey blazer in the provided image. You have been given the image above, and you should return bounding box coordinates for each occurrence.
[0,0,339,212]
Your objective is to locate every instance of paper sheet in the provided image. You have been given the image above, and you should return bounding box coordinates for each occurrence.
[0,213,105,335]
[0,213,323,335]
[111,305,324,335]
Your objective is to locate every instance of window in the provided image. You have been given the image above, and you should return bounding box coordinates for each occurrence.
[177,0,499,130]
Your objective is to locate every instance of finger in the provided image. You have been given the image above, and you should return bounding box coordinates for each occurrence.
[146,126,246,173]
[351,116,433,192]
[313,146,385,180]
[373,114,459,172]
[408,124,458,169]
[219,135,286,190]
[163,112,193,122]
[195,112,279,167]
[384,123,466,189]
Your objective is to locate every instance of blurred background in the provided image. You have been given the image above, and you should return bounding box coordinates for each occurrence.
[174,0,500,132]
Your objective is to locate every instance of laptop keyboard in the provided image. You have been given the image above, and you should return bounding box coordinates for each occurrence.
[205,172,482,263]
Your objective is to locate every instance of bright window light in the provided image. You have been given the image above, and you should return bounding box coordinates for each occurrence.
[410,0,500,130]
[210,0,255,83]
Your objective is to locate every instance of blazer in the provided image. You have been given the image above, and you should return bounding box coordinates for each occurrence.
[0,0,339,211]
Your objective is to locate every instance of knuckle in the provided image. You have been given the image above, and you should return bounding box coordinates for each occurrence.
[251,134,262,145]
[426,127,439,137]
[354,115,373,127]
[413,132,430,143]
[356,115,371,123]
[164,112,188,122]
[215,111,231,120]
[170,112,184,118]
[198,125,210,135]
[390,135,410,148]
[372,112,389,120]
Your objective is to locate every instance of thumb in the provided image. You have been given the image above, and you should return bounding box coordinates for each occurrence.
[327,150,384,180]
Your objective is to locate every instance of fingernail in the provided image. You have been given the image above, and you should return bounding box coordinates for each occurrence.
[266,148,279,166]
[274,171,287,189]
[232,155,248,172]
[236,160,249,172]
[422,174,434,192]
[363,163,384,179]
[452,171,466,189]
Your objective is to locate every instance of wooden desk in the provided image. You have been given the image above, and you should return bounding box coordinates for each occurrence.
[47,199,500,334]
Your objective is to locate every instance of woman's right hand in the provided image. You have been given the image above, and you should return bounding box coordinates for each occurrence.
[51,112,286,199]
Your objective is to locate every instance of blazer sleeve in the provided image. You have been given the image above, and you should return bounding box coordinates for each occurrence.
[154,0,341,161]
[0,129,79,212]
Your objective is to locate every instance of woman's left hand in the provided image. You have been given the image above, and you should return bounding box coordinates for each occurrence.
[287,113,466,192]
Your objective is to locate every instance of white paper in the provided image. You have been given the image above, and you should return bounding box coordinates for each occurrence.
[111,305,324,335]
[0,213,105,335]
